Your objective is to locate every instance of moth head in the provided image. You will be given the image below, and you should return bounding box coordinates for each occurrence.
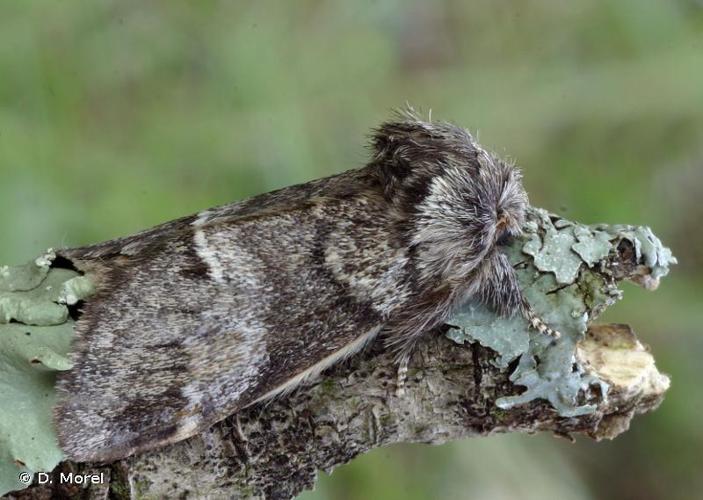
[371,113,528,280]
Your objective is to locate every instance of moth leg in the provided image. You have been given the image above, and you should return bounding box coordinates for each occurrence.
[391,323,452,396]
[392,331,424,397]
[234,414,251,460]
[522,305,560,338]
[480,251,561,338]
[235,414,248,443]
[396,353,410,397]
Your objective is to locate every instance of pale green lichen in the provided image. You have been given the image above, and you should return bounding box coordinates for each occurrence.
[523,226,582,284]
[0,253,93,496]
[448,207,676,417]
[572,225,612,266]
[0,249,55,293]
[59,276,96,306]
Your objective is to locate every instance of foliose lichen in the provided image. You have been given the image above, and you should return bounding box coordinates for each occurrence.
[0,251,93,496]
[447,207,676,417]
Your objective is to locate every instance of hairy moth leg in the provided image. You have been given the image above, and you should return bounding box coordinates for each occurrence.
[393,323,461,395]
[523,306,561,338]
[396,354,410,397]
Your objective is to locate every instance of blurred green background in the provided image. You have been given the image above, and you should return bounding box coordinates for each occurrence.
[1,1,701,499]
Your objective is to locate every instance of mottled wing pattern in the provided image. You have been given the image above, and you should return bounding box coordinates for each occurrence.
[54,182,410,462]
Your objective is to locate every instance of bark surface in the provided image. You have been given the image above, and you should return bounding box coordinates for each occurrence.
[9,322,667,499]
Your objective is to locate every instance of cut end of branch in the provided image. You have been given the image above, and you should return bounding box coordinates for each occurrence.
[578,323,670,440]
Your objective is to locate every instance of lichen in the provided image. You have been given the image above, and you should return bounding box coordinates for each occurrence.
[572,225,612,266]
[0,249,54,293]
[448,207,675,417]
[59,276,96,306]
[523,223,582,284]
[0,253,94,496]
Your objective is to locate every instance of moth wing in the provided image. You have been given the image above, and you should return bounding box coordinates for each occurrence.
[54,193,394,462]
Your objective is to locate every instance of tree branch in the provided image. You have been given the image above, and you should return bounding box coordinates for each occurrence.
[2,207,673,499]
[10,323,667,500]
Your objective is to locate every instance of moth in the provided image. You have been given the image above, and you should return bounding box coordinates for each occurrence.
[54,112,556,462]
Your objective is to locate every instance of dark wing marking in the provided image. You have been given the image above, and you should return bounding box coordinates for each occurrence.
[62,167,376,261]
[54,191,404,462]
